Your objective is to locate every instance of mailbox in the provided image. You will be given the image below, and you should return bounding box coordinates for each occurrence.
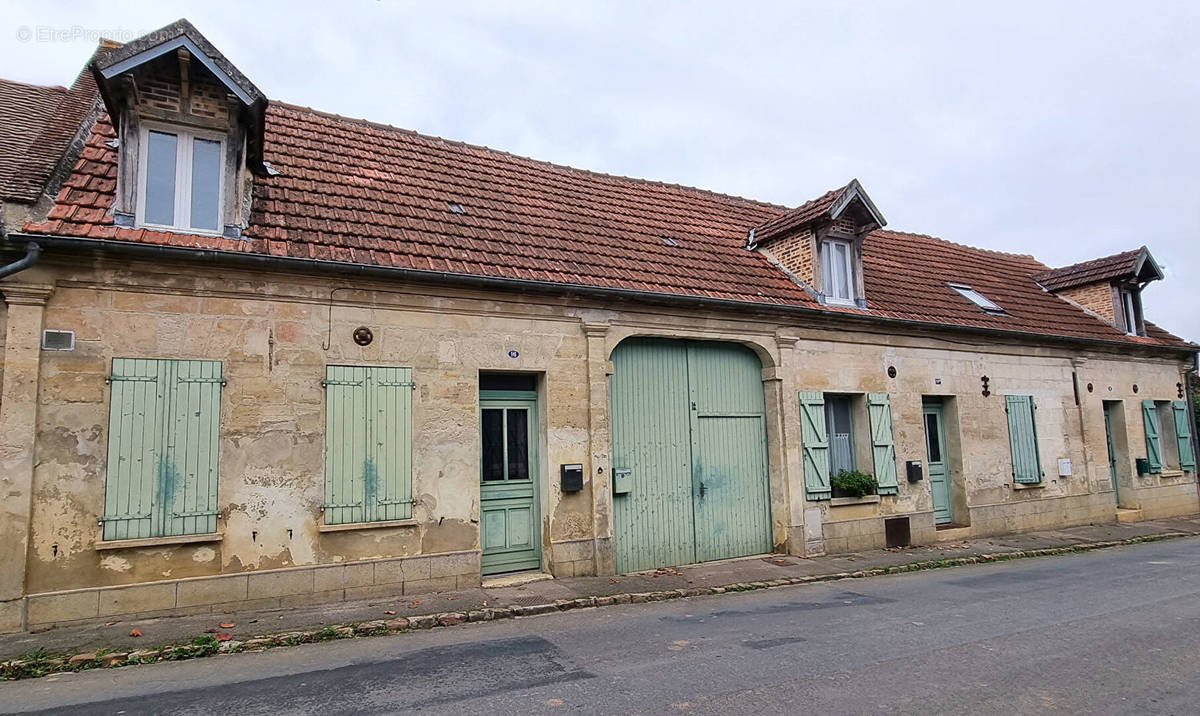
[906,460,924,482]
[560,463,584,492]
[613,468,633,495]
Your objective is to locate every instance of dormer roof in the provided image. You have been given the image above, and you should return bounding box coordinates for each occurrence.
[748,179,886,248]
[1034,246,1164,292]
[88,19,269,174]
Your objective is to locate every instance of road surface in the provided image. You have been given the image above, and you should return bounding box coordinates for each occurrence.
[5,537,1200,715]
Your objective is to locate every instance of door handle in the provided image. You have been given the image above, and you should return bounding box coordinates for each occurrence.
[698,481,707,498]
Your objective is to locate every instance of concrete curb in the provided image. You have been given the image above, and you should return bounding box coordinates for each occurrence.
[2,530,1195,681]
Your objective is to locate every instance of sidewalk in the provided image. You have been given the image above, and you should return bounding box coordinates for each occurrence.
[4,515,1199,662]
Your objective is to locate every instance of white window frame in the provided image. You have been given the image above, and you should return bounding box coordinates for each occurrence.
[822,239,856,305]
[135,121,225,234]
[948,283,1005,314]
[1119,287,1140,335]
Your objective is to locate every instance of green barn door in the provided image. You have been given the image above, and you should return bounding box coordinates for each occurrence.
[611,339,771,573]
[480,396,541,575]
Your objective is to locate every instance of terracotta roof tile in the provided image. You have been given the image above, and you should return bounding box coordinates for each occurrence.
[1033,248,1145,291]
[0,68,98,203]
[19,102,1193,349]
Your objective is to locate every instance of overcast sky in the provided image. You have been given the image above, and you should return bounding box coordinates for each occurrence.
[4,1,1197,343]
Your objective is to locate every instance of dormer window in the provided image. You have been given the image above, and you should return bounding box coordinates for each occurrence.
[821,239,855,305]
[1117,285,1143,336]
[138,124,224,232]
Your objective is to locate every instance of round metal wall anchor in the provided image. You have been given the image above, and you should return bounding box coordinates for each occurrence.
[1132,383,1139,394]
[353,326,374,346]
[1087,382,1094,393]
[887,366,897,378]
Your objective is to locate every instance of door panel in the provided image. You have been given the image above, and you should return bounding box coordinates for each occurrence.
[612,339,771,573]
[611,340,696,573]
[480,400,540,575]
[923,403,952,525]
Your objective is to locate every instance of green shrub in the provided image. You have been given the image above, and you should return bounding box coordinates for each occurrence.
[832,470,877,498]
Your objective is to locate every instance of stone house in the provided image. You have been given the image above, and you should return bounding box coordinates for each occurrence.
[0,20,1195,633]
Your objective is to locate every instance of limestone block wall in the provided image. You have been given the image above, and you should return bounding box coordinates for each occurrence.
[1,254,1194,630]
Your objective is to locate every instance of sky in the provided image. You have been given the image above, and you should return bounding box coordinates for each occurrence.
[3,1,1198,343]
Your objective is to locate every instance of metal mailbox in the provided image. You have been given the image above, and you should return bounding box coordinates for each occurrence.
[613,468,633,495]
[560,463,584,492]
[905,460,924,482]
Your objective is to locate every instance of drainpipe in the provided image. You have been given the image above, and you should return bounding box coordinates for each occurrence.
[1190,352,1200,500]
[0,242,40,279]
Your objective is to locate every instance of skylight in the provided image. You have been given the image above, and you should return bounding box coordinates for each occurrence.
[948,283,1005,314]
[447,202,466,214]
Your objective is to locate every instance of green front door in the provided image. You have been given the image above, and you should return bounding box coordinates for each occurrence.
[611,339,772,573]
[1104,402,1120,502]
[923,400,952,525]
[480,395,540,575]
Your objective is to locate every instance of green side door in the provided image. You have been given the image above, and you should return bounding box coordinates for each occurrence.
[1103,402,1120,501]
[479,395,541,575]
[611,339,771,573]
[922,400,952,525]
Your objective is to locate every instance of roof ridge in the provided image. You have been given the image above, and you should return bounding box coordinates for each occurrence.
[270,100,789,212]
[0,76,69,93]
[872,228,1045,265]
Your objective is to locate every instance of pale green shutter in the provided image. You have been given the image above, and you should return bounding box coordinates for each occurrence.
[1005,395,1043,484]
[103,358,221,540]
[867,393,899,495]
[324,366,413,525]
[800,391,830,500]
[1142,399,1162,473]
[1173,400,1196,471]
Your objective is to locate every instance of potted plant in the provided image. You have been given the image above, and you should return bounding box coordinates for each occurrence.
[831,470,878,499]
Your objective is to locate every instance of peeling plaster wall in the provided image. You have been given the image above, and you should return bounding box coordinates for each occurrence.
[17,256,1199,596]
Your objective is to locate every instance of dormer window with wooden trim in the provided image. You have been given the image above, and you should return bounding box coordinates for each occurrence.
[87,20,269,237]
[139,124,224,232]
[1116,284,1144,336]
[820,238,856,305]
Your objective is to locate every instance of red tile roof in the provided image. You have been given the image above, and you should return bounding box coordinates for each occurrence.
[0,70,98,204]
[1033,248,1146,291]
[18,103,1192,349]
[749,184,844,245]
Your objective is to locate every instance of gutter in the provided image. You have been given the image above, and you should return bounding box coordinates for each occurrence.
[7,232,1197,358]
[0,241,41,279]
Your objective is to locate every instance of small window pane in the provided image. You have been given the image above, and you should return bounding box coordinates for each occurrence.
[144,131,177,225]
[834,243,851,298]
[189,138,222,230]
[481,409,504,481]
[826,396,855,475]
[925,413,942,462]
[506,409,529,480]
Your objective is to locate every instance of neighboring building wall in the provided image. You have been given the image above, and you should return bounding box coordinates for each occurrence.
[2,256,1195,631]
[1059,282,1116,324]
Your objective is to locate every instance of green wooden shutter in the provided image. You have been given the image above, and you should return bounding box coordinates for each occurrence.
[1005,395,1043,484]
[867,393,899,495]
[799,391,830,500]
[324,365,413,525]
[102,358,221,540]
[1173,400,1196,471]
[1142,399,1162,473]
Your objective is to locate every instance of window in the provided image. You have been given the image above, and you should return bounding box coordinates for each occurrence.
[799,391,899,500]
[1118,286,1142,336]
[101,358,223,540]
[1145,399,1196,473]
[821,239,855,304]
[1004,395,1043,483]
[323,365,414,525]
[948,283,1005,314]
[138,124,224,232]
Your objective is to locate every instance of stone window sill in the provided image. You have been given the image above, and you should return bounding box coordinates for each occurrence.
[830,494,881,507]
[1011,481,1046,490]
[1158,470,1186,479]
[319,518,419,533]
[95,533,222,551]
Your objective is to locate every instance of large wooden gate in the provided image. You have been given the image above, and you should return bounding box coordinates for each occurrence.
[610,339,772,573]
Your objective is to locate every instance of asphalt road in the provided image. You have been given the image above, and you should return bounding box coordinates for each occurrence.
[5,537,1200,715]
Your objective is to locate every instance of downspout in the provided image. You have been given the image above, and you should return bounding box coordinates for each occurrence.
[0,242,41,279]
[1190,352,1200,506]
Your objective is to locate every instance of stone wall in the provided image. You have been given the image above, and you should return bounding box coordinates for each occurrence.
[0,254,1194,630]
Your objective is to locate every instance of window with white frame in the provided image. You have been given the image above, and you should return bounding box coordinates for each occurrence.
[138,124,224,232]
[821,239,855,304]
[1118,286,1142,336]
